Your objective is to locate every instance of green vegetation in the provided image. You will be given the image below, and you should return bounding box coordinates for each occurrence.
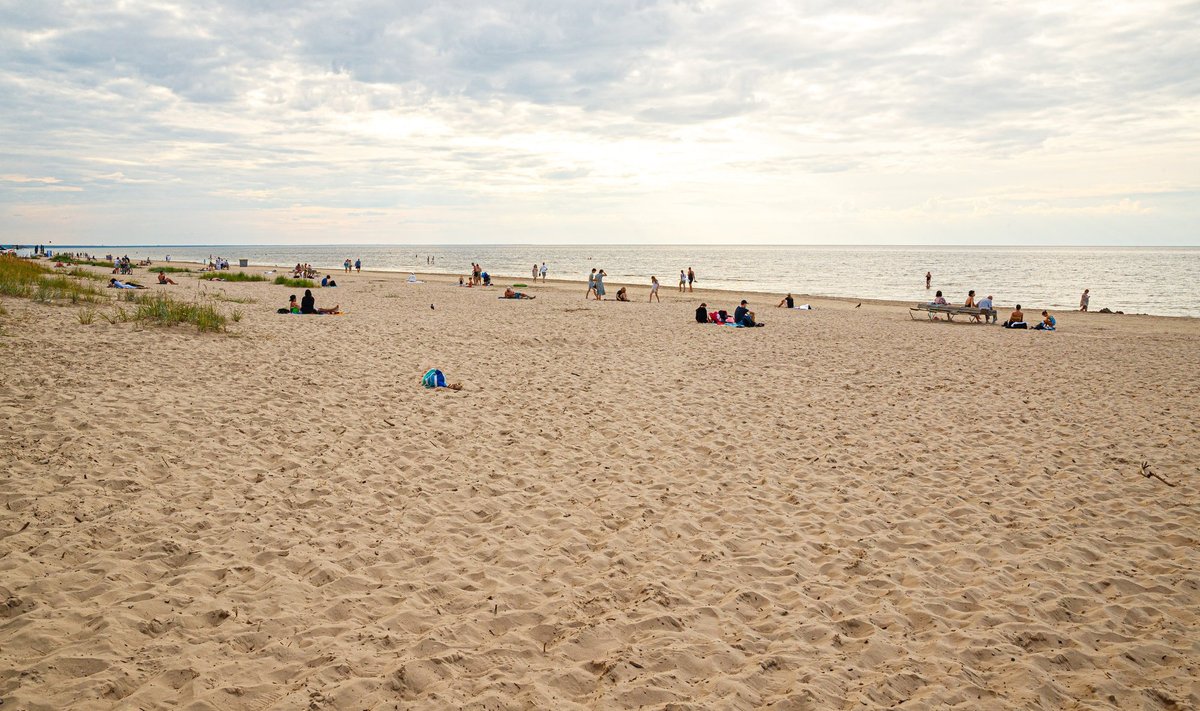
[149,266,192,273]
[231,308,244,323]
[131,292,227,332]
[198,271,267,282]
[53,255,117,268]
[208,293,255,304]
[0,255,102,303]
[273,275,314,288]
[77,307,97,325]
[66,267,107,281]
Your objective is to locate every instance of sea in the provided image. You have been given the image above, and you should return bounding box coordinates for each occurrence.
[13,244,1200,318]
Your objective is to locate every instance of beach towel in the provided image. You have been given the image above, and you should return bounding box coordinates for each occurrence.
[422,369,446,388]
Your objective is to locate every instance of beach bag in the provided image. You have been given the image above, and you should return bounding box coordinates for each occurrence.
[422,369,446,388]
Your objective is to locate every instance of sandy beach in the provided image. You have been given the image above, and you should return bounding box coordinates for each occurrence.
[1,264,1197,710]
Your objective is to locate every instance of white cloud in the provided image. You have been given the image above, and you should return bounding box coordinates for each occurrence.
[0,0,1197,244]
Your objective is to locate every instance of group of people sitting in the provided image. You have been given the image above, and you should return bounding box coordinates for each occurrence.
[1002,305,1056,330]
[695,300,765,327]
[930,290,996,323]
[320,274,338,287]
[281,290,339,314]
[293,263,318,279]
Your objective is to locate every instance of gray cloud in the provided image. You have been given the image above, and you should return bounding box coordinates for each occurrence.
[1,0,1197,244]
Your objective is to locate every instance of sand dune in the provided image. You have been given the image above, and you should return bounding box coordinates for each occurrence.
[1,266,1197,709]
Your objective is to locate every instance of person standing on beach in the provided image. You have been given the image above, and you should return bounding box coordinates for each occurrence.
[540,262,548,282]
[687,267,695,292]
[594,269,606,300]
[925,271,932,289]
[586,268,596,298]
[679,270,687,292]
[1080,289,1090,312]
[355,258,361,274]
[649,275,660,302]
[533,264,539,280]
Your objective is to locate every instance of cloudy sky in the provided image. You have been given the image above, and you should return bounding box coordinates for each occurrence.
[2,1,1197,246]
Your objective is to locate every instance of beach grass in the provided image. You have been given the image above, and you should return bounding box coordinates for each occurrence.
[52,256,117,269]
[149,266,192,273]
[198,271,267,282]
[65,267,107,281]
[0,255,102,303]
[206,293,256,304]
[131,292,227,332]
[77,307,97,325]
[274,275,314,288]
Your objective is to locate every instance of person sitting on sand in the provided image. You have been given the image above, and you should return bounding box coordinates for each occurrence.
[482,272,491,287]
[502,287,534,299]
[695,303,708,323]
[288,295,300,313]
[157,272,177,285]
[321,275,338,287]
[459,276,465,286]
[300,289,339,314]
[615,287,630,302]
[734,300,764,327]
[108,278,145,289]
[1034,310,1056,331]
[777,293,795,308]
[1003,304,1027,328]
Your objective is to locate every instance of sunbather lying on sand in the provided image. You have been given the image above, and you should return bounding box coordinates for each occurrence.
[502,288,534,299]
[108,278,146,289]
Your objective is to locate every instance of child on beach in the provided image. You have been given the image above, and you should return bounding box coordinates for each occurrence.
[1034,310,1056,330]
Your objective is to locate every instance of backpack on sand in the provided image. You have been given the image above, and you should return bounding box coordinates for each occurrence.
[422,369,446,388]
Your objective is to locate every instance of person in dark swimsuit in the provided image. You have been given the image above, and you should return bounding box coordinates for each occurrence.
[300,289,339,314]
[777,294,794,308]
[695,303,708,323]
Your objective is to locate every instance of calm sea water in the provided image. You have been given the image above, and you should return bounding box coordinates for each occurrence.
[20,244,1200,317]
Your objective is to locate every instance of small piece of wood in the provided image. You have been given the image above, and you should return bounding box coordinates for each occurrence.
[1140,461,1177,487]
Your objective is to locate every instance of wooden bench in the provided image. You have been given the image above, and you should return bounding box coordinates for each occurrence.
[910,303,996,322]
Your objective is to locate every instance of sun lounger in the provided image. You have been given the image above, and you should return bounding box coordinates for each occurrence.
[910,303,996,322]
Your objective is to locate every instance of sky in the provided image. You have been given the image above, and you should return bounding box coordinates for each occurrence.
[1,1,1198,246]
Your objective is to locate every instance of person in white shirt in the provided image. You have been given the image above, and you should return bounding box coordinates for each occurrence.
[977,294,996,324]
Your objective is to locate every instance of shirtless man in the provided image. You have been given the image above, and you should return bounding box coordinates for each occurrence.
[1003,304,1026,328]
